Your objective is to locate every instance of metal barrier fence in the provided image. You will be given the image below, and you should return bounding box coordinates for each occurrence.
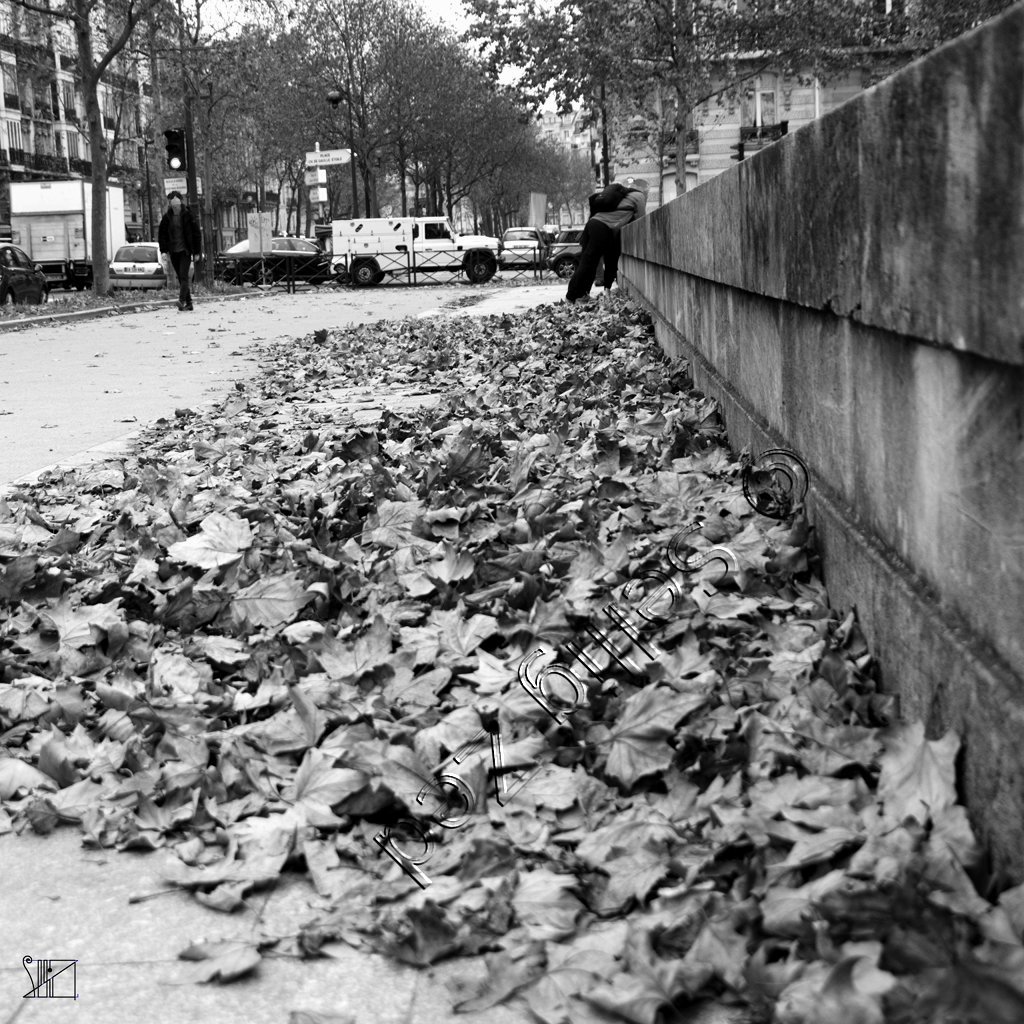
[338,244,561,287]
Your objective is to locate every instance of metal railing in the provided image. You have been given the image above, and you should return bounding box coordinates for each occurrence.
[739,121,789,149]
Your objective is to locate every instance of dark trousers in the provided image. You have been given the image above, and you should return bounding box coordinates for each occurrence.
[566,220,621,301]
[171,250,192,306]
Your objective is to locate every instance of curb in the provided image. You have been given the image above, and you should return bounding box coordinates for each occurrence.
[0,289,257,333]
[1,428,143,496]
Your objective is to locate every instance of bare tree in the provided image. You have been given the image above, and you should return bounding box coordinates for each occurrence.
[13,0,162,293]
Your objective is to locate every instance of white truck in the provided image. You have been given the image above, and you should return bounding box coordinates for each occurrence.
[9,180,126,290]
[330,216,499,286]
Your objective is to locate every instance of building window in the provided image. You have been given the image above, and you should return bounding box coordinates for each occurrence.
[742,80,778,127]
[2,63,16,109]
[7,119,23,159]
[66,131,79,158]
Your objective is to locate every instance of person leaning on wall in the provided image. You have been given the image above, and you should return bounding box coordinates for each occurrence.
[566,177,649,305]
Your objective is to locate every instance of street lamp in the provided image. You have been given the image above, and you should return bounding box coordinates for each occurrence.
[326,88,358,216]
[133,179,142,239]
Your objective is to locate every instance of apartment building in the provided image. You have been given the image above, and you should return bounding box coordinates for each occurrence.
[0,1,152,238]
[615,72,869,209]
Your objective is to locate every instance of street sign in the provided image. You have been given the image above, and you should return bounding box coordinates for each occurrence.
[305,148,351,168]
[304,168,327,187]
[163,177,203,195]
[246,211,273,254]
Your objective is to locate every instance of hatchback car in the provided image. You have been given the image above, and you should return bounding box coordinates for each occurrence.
[0,244,47,305]
[498,227,551,269]
[545,228,584,278]
[109,242,194,290]
[213,237,332,285]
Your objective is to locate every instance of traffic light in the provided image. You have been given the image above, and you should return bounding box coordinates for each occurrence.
[163,128,186,172]
[730,141,745,162]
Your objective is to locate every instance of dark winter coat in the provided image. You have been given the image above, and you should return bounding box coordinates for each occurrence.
[157,206,202,256]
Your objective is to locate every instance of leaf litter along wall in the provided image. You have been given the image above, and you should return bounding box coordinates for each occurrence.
[0,298,1022,1020]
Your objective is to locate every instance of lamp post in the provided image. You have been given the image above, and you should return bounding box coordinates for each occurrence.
[133,179,142,240]
[326,89,358,216]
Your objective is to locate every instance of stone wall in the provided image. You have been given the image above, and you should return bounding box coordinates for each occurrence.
[620,3,1024,880]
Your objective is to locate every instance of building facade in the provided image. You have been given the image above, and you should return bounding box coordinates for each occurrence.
[0,1,152,240]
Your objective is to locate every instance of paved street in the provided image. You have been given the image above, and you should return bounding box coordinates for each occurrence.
[0,283,564,488]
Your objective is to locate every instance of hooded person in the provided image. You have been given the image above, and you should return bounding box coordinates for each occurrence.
[157,190,202,311]
[566,178,649,304]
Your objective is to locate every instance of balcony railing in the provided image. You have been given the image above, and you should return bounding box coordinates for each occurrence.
[69,157,91,175]
[33,106,53,121]
[31,152,66,174]
[8,148,25,165]
[740,121,789,150]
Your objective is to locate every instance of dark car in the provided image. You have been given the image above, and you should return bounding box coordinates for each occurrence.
[545,228,584,279]
[213,236,332,286]
[0,244,48,305]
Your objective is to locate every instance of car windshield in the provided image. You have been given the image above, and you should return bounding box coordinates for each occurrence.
[114,246,159,263]
[557,230,582,243]
[504,230,538,242]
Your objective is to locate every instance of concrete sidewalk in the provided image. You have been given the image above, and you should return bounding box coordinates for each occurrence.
[1,281,572,1024]
[0,829,521,1024]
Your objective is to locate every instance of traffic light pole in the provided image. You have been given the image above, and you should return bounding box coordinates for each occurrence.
[184,98,198,210]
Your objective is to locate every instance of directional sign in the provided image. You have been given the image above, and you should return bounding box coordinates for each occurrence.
[305,148,351,168]
[304,168,327,187]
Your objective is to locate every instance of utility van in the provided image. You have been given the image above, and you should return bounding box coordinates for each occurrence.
[330,216,499,286]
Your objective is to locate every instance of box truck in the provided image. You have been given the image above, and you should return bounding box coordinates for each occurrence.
[9,180,126,290]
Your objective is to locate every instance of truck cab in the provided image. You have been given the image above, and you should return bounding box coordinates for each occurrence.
[331,216,499,286]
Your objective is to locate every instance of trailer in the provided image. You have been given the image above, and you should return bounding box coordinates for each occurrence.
[9,180,126,290]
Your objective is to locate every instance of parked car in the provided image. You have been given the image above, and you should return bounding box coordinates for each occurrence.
[498,227,551,269]
[213,236,332,286]
[109,241,194,290]
[0,244,48,305]
[545,228,585,279]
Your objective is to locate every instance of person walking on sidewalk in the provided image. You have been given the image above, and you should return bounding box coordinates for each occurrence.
[158,191,202,311]
[566,179,648,304]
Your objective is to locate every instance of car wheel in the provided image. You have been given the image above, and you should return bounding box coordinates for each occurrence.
[350,258,383,287]
[553,256,577,279]
[463,251,497,284]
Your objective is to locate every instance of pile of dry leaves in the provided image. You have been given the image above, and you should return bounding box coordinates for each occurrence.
[1,297,1022,1022]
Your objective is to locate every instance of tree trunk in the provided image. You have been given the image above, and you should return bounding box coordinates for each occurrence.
[71,3,109,295]
[674,83,692,197]
[397,142,408,215]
